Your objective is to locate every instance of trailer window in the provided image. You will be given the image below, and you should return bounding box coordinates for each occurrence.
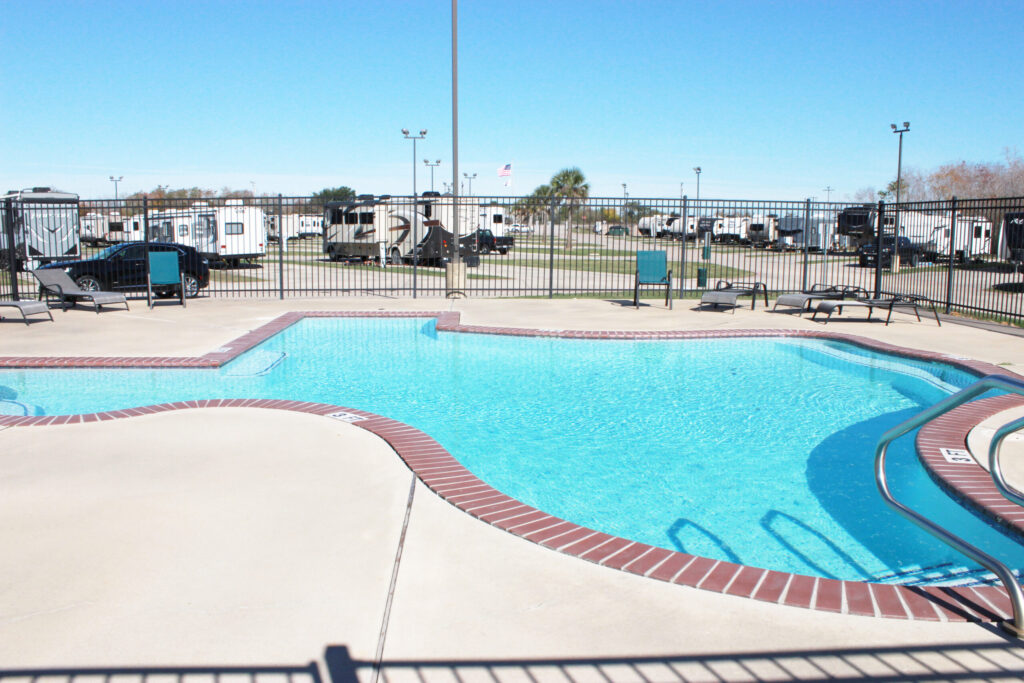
[178,225,188,237]
[225,222,244,235]
[492,214,503,223]
[359,212,374,225]
[343,212,358,225]
[973,224,983,239]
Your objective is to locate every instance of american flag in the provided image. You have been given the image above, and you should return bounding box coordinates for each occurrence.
[497,163,512,177]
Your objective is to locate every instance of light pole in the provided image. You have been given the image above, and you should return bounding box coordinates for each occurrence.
[463,172,477,196]
[693,167,701,202]
[622,183,628,231]
[402,128,427,286]
[891,122,910,205]
[680,182,684,200]
[891,122,910,272]
[424,159,441,192]
[109,175,123,200]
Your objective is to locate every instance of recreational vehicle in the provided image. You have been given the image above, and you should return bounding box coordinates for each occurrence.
[80,212,140,246]
[747,215,777,247]
[267,214,322,242]
[147,199,266,266]
[0,187,80,270]
[775,215,832,251]
[323,194,483,266]
[897,210,991,261]
[836,205,895,246]
[636,213,687,239]
[999,212,1024,265]
[718,216,751,244]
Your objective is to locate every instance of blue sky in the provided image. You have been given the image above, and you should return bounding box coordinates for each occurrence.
[2,0,1021,200]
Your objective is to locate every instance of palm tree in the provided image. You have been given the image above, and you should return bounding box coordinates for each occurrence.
[549,168,589,249]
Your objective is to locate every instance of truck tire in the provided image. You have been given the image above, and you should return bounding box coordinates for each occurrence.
[479,243,491,255]
[909,252,919,267]
[389,248,403,266]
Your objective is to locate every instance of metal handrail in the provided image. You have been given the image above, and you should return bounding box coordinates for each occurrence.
[875,374,1024,636]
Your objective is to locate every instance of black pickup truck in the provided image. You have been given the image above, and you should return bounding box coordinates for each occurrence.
[470,228,514,255]
[857,236,921,267]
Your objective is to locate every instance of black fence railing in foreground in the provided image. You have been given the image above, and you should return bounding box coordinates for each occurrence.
[2,191,1024,323]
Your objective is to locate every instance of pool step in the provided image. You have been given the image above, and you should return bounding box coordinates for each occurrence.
[876,562,1022,587]
[222,350,286,377]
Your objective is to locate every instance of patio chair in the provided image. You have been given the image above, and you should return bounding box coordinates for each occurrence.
[700,280,769,312]
[634,250,672,309]
[772,284,866,316]
[32,269,129,314]
[812,292,941,326]
[147,250,186,307]
[0,299,54,325]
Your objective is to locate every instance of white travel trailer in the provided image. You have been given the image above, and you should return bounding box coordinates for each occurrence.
[775,215,832,251]
[897,209,991,261]
[147,199,266,266]
[80,211,141,245]
[0,187,80,270]
[267,214,323,252]
[717,216,752,244]
[476,204,507,236]
[747,215,778,246]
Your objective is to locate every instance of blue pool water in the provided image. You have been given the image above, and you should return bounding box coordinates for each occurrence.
[2,317,1022,585]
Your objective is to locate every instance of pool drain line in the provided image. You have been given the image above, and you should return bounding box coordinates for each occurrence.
[371,473,417,683]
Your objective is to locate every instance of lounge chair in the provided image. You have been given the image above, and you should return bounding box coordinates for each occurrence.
[773,284,866,316]
[812,292,941,326]
[32,269,130,313]
[634,250,672,309]
[0,299,54,325]
[147,250,186,308]
[700,280,769,313]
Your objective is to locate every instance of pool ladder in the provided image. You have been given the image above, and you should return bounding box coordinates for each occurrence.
[875,374,1024,637]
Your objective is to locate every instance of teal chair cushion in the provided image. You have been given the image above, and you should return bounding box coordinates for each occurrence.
[149,251,181,286]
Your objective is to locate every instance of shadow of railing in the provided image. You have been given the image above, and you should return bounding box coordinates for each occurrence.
[322,641,1024,682]
[6,640,1024,683]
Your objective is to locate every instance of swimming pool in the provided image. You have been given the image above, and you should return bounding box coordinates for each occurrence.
[1,315,1021,587]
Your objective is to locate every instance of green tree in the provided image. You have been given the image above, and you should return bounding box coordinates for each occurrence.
[312,186,356,203]
[548,168,589,249]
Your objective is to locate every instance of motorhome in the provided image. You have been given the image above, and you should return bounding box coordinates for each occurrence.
[322,194,480,266]
[0,187,80,270]
[323,195,418,264]
[147,199,266,266]
[999,212,1024,264]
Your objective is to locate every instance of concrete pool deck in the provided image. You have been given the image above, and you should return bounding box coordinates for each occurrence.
[4,296,1024,679]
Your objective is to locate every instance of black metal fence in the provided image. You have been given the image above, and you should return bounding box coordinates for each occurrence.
[3,191,1024,323]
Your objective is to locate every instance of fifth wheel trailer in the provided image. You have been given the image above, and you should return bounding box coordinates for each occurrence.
[0,187,80,271]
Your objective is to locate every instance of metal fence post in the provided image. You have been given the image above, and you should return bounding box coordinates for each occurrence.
[874,200,885,298]
[802,198,811,292]
[143,195,151,303]
[679,196,689,297]
[548,197,556,299]
[277,194,285,299]
[3,198,18,300]
[946,196,958,314]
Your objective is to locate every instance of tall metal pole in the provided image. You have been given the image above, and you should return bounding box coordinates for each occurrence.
[424,160,441,192]
[451,0,459,266]
[891,122,909,273]
[463,172,476,196]
[402,128,426,297]
[109,175,122,200]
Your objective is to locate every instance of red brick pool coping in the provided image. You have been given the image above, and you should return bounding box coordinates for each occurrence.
[2,310,1023,624]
